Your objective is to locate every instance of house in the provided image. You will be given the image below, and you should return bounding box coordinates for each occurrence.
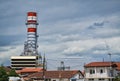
[84,61,120,81]
[16,68,43,80]
[27,70,84,81]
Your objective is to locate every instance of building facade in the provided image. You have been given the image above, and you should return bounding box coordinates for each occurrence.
[11,56,38,69]
[84,62,119,81]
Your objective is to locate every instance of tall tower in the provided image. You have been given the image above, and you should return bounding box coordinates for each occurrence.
[23,12,39,56]
[11,12,42,69]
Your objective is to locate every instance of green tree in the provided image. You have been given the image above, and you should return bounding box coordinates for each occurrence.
[9,68,19,76]
[0,65,8,81]
[113,74,120,81]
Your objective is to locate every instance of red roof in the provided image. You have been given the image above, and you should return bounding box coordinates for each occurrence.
[16,68,43,74]
[28,70,83,79]
[84,62,117,67]
[115,62,120,70]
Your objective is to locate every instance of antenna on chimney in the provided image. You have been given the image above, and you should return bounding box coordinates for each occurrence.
[57,61,70,71]
[104,41,112,61]
[105,41,113,81]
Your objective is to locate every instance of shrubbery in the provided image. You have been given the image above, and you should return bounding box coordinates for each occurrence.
[0,64,19,81]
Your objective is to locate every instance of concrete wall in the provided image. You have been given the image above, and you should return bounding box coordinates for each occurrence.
[85,67,114,78]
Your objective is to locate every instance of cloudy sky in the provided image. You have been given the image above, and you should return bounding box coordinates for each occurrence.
[0,0,120,70]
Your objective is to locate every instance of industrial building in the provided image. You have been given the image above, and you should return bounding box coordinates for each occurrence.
[11,12,42,69]
[11,56,38,69]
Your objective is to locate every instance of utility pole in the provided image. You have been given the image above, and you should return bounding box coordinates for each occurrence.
[108,53,112,81]
[43,54,46,81]
[105,42,112,81]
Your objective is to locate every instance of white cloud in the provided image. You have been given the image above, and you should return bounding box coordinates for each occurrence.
[0,45,23,64]
[63,47,85,54]
[0,0,120,70]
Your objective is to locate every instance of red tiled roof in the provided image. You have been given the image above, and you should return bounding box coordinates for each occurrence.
[16,68,43,74]
[115,62,120,70]
[84,62,117,67]
[28,70,83,79]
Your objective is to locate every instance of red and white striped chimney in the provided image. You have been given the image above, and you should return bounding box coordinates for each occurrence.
[24,12,39,56]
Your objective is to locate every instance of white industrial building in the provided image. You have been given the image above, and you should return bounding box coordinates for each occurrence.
[11,56,39,69]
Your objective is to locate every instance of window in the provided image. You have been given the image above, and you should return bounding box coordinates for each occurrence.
[90,69,95,74]
[100,69,103,73]
[45,79,51,81]
[99,78,104,81]
[90,69,92,74]
[71,79,76,81]
[89,78,94,81]
[93,70,95,74]
[53,80,56,81]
